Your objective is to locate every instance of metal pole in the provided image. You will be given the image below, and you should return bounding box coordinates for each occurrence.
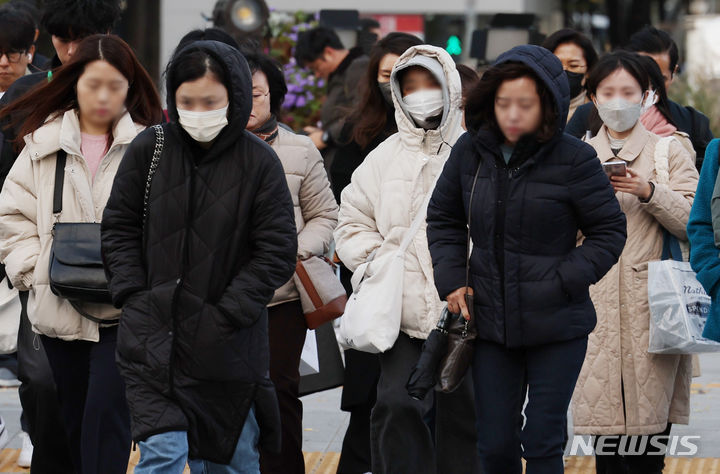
[463,0,476,62]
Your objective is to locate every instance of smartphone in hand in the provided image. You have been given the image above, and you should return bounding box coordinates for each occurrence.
[602,160,627,179]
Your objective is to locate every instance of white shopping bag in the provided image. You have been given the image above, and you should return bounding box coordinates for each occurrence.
[299,329,320,376]
[648,260,720,354]
[0,277,21,354]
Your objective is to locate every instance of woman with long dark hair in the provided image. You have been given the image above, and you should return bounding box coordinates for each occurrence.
[330,32,422,201]
[426,45,627,473]
[0,34,161,474]
[329,32,421,474]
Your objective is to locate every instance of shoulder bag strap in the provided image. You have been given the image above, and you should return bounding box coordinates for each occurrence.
[398,171,443,254]
[465,162,483,289]
[53,150,67,216]
[142,124,164,227]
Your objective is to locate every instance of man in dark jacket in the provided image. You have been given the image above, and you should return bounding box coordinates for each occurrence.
[101,40,297,466]
[427,45,627,472]
[295,26,369,172]
[566,27,713,169]
[0,2,121,472]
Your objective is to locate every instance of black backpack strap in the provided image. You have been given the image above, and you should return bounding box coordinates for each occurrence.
[53,150,67,215]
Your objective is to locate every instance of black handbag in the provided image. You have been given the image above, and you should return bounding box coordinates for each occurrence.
[406,163,482,398]
[48,125,164,323]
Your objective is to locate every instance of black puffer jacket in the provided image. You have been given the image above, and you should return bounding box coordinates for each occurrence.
[101,41,297,462]
[427,45,627,348]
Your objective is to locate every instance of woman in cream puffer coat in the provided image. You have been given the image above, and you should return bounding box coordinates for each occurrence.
[334,45,479,474]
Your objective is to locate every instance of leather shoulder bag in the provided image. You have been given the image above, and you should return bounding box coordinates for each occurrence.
[49,125,164,323]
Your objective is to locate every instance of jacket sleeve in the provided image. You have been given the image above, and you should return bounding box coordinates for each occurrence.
[333,149,384,272]
[216,149,298,328]
[0,149,40,290]
[688,139,720,295]
[557,141,627,298]
[565,103,592,139]
[101,129,154,307]
[689,107,714,170]
[641,139,699,240]
[326,58,368,143]
[296,141,338,259]
[426,133,472,300]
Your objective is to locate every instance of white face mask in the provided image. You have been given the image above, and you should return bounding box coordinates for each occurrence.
[595,97,643,133]
[177,106,229,142]
[403,89,444,129]
[641,89,658,114]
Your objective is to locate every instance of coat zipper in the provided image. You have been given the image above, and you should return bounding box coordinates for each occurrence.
[168,163,197,392]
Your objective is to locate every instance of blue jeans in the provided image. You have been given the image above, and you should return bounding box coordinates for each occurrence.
[135,407,260,474]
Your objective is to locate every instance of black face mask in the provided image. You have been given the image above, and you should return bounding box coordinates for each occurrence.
[378,81,394,107]
[565,70,585,99]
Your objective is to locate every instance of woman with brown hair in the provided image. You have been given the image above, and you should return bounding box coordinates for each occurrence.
[427,45,626,473]
[0,34,161,474]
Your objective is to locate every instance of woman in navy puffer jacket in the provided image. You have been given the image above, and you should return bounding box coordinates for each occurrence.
[426,45,627,473]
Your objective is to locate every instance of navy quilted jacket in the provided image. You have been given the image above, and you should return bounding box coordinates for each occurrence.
[426,45,627,347]
[101,41,297,463]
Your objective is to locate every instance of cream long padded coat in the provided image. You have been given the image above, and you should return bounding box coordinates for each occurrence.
[269,126,339,306]
[333,45,464,339]
[572,122,699,435]
[0,110,144,342]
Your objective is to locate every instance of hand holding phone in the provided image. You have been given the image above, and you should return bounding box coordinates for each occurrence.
[602,160,627,178]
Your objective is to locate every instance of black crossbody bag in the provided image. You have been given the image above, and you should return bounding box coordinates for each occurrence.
[48,125,164,323]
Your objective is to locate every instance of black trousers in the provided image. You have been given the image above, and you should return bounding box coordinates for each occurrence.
[337,349,379,474]
[371,332,480,474]
[594,423,672,473]
[41,326,130,474]
[260,300,307,474]
[473,337,588,474]
[16,291,74,473]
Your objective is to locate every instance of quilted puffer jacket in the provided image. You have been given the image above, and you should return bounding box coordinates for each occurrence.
[427,45,627,347]
[572,122,697,436]
[334,45,465,339]
[0,110,143,341]
[268,126,338,306]
[101,41,297,463]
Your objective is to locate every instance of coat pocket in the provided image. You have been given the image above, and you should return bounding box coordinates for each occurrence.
[186,304,255,382]
[117,290,150,365]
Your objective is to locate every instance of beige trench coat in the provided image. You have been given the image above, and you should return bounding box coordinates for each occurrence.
[572,123,698,435]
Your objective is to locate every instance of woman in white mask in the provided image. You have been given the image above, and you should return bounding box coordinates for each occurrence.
[334,45,480,474]
[572,51,699,474]
[101,40,298,473]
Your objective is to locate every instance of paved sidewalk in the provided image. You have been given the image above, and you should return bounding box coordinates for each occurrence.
[1,353,719,472]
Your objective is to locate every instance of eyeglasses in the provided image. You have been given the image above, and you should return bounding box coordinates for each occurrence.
[252,91,269,104]
[0,50,28,64]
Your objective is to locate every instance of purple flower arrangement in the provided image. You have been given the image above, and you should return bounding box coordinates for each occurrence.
[267,11,326,129]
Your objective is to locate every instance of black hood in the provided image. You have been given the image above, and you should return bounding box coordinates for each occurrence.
[166,40,253,131]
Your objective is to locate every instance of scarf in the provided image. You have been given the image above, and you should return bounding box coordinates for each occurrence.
[640,105,677,137]
[252,115,279,144]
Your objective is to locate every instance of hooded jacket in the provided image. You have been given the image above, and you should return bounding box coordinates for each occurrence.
[334,45,464,339]
[426,45,627,347]
[0,110,143,341]
[101,41,297,462]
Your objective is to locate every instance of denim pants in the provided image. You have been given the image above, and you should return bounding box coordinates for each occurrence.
[135,407,260,474]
